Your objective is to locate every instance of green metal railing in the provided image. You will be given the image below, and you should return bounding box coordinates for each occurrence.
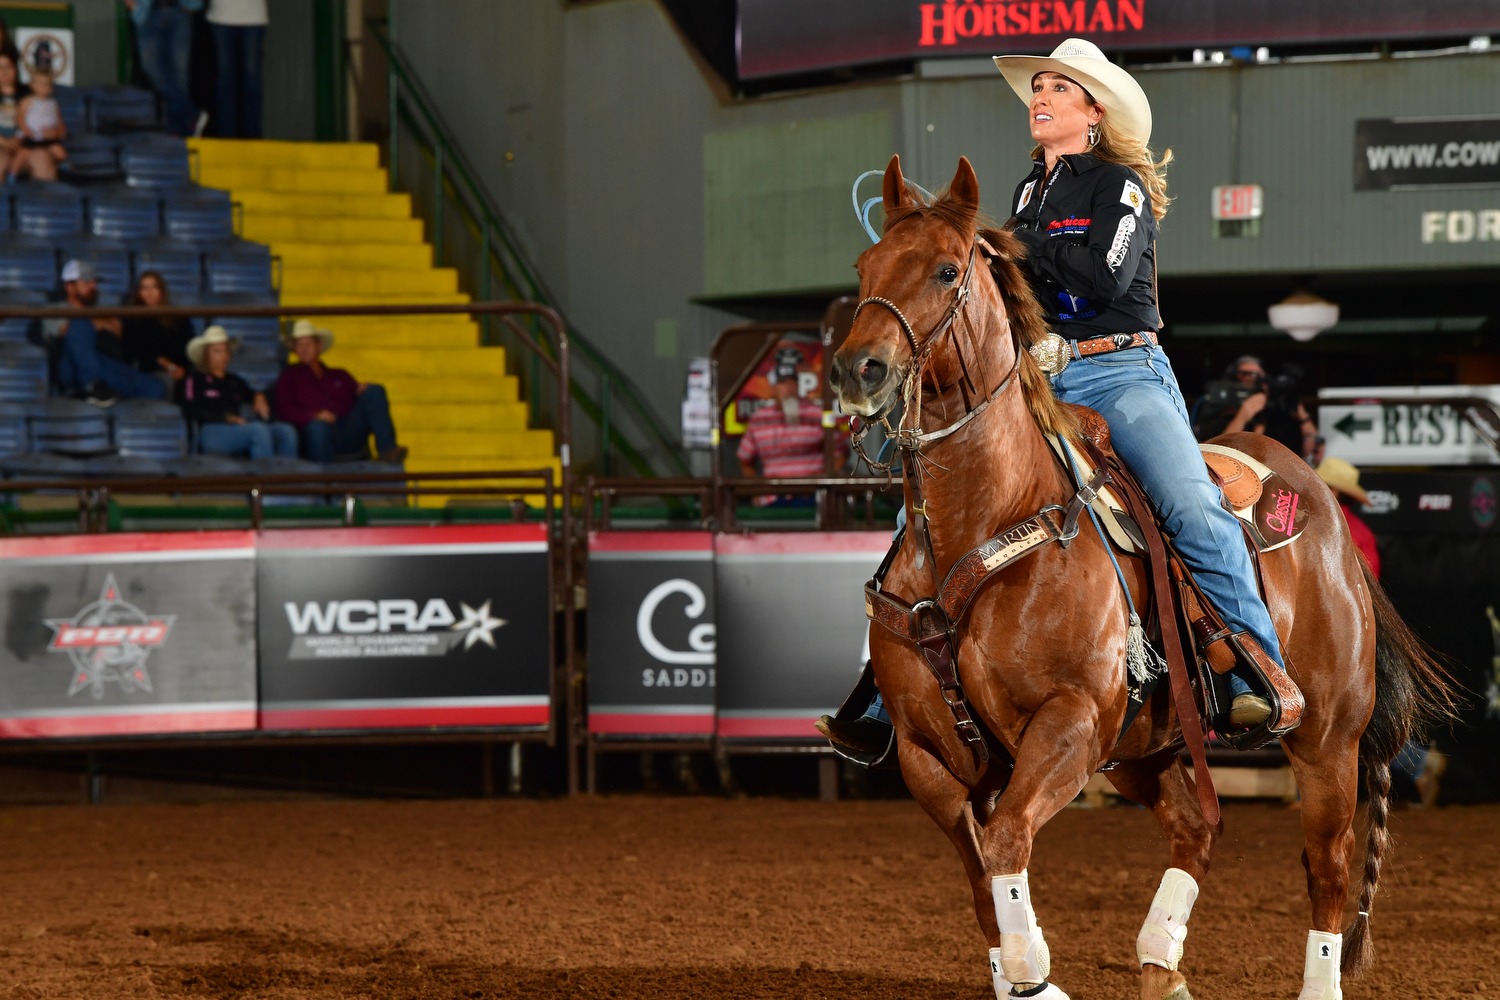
[365,16,687,479]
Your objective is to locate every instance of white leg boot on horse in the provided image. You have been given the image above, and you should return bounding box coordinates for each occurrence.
[1135,868,1199,1000]
[992,872,1068,999]
[1299,930,1343,999]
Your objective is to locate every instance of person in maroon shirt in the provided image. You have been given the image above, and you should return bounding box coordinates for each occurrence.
[273,319,407,464]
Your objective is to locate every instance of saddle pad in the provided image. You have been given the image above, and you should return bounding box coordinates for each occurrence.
[1049,437,1310,555]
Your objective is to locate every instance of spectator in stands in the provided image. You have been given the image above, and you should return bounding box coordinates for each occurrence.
[182,324,296,459]
[123,270,191,394]
[9,68,64,182]
[206,0,267,138]
[0,51,26,178]
[124,0,205,137]
[56,259,167,406]
[736,349,843,506]
[274,319,407,464]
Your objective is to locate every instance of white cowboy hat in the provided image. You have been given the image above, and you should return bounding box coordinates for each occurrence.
[284,318,334,352]
[993,38,1152,145]
[186,325,240,369]
[1316,457,1371,507]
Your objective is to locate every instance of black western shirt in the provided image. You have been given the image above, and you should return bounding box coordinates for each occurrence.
[1007,153,1160,340]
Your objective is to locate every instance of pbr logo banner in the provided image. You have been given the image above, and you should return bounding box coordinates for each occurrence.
[0,532,258,739]
[713,532,892,739]
[256,525,551,731]
[1357,471,1498,535]
[586,532,717,738]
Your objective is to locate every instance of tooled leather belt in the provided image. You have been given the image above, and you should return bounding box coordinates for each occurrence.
[1029,331,1158,376]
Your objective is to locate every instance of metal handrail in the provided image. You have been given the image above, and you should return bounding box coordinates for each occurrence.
[365,15,687,480]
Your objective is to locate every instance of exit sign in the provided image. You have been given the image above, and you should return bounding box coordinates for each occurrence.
[1212,184,1263,220]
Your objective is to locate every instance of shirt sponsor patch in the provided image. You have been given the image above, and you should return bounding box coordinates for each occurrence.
[1017,180,1037,213]
[1106,214,1136,270]
[1120,179,1145,217]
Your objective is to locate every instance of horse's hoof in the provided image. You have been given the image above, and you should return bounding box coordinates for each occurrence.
[1163,987,1192,1000]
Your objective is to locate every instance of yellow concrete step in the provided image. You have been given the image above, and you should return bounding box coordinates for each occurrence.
[375,375,518,403]
[278,292,471,307]
[279,267,460,297]
[391,401,529,430]
[190,138,379,170]
[234,190,412,219]
[199,165,388,195]
[337,347,508,375]
[273,242,433,270]
[242,215,425,245]
[403,429,557,460]
[320,320,479,349]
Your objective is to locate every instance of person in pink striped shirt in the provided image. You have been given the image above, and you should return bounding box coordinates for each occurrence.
[736,350,844,507]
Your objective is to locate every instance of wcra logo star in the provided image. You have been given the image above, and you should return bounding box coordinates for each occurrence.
[451,600,506,650]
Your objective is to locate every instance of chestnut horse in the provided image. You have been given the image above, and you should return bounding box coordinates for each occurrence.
[829,155,1458,1000]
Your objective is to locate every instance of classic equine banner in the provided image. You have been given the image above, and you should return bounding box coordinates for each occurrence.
[256,525,552,732]
[0,532,258,739]
[738,0,1500,80]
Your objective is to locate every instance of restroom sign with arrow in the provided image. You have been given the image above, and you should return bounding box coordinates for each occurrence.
[1317,390,1500,466]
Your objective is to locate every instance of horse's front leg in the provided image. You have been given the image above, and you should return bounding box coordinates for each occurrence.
[1107,751,1218,1000]
[978,695,1100,1000]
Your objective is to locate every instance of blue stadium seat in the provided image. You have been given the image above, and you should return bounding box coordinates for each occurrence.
[0,452,89,498]
[233,344,285,394]
[113,398,188,459]
[13,182,85,238]
[241,455,326,505]
[85,453,170,478]
[163,187,235,243]
[26,397,114,456]
[0,189,10,232]
[55,235,132,299]
[87,184,161,241]
[87,84,160,133]
[0,343,47,402]
[120,133,190,189]
[203,239,274,293]
[205,290,281,351]
[167,453,246,478]
[0,232,61,292]
[130,236,202,296]
[0,289,44,346]
[53,85,89,138]
[0,402,25,454]
[59,133,123,183]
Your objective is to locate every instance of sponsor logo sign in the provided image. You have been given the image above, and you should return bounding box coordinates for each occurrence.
[1356,116,1500,191]
[1357,472,1499,534]
[45,574,175,699]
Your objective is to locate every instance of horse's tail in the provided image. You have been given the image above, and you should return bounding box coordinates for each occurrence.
[1341,555,1465,976]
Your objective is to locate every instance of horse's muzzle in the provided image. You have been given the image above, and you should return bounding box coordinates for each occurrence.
[831,352,895,418]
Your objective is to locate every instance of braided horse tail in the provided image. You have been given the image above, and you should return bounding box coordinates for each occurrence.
[1339,555,1464,976]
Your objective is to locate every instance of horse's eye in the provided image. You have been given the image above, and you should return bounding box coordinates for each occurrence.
[939,265,959,284]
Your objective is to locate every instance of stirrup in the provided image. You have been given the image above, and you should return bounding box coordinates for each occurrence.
[1209,633,1305,750]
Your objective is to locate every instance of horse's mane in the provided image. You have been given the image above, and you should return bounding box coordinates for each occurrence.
[884,187,1080,442]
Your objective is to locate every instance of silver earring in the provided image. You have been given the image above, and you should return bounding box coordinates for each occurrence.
[1087,122,1100,146]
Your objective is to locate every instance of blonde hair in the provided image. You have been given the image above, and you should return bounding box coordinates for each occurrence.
[1027,103,1173,224]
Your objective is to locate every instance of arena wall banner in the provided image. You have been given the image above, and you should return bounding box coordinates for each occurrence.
[737,0,1500,80]
[1356,470,1498,535]
[0,532,258,739]
[255,525,552,732]
[586,532,717,738]
[1355,117,1500,191]
[713,531,891,739]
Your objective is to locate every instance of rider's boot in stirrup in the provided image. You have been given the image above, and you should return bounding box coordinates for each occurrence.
[815,714,893,756]
[1225,632,1305,737]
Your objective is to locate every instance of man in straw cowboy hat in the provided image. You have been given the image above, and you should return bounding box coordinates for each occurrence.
[824,38,1302,766]
[1316,456,1379,576]
[273,319,406,464]
[181,324,297,459]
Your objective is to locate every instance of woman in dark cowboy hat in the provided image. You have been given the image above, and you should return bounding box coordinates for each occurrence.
[823,39,1301,753]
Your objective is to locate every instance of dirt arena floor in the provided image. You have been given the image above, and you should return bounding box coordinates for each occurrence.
[2,795,1495,999]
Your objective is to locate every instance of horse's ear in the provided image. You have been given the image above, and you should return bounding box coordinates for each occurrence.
[949,157,980,214]
[883,154,912,215]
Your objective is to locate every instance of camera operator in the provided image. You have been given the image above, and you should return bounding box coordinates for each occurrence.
[1190,355,1267,440]
[1192,356,1318,460]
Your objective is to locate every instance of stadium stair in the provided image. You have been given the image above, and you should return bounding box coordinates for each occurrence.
[187,138,560,506]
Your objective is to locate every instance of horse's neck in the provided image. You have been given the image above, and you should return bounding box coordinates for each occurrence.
[907,387,1065,569]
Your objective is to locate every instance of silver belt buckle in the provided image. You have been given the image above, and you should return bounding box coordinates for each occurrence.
[1029,332,1071,376]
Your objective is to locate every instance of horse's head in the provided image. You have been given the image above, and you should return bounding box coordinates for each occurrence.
[831,155,997,420]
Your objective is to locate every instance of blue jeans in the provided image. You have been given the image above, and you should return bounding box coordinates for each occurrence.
[299,384,399,463]
[1051,345,1283,672]
[58,321,167,400]
[198,420,298,460]
[135,5,198,136]
[210,23,265,138]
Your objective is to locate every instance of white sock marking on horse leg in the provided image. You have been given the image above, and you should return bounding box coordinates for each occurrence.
[1298,930,1343,1000]
[1136,867,1200,971]
[992,871,1052,988]
[989,947,1013,999]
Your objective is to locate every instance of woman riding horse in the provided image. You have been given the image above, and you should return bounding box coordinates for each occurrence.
[822,37,1299,755]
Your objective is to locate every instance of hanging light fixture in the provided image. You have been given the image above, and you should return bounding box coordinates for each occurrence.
[1268,291,1339,342]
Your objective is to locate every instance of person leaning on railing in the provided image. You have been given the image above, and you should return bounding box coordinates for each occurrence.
[272,319,407,465]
